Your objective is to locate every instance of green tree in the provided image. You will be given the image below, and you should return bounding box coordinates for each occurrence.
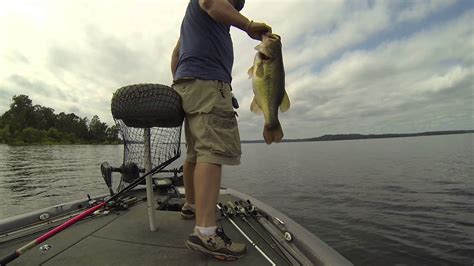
[0,95,117,145]
[2,95,35,136]
[89,115,107,142]
[18,127,45,144]
[0,126,11,143]
[56,112,89,140]
[47,127,61,141]
[33,106,56,130]
[106,124,119,142]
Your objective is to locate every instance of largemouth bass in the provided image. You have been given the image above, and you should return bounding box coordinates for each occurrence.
[248,33,290,144]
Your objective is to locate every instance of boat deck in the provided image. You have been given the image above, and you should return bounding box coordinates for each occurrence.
[0,193,290,265]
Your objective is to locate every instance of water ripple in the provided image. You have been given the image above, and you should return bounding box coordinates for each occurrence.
[1,135,473,265]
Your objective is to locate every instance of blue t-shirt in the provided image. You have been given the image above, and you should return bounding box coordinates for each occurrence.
[174,0,234,84]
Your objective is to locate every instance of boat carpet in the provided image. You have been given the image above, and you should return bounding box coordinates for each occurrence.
[0,193,289,265]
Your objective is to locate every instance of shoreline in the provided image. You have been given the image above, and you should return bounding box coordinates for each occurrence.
[241,130,474,143]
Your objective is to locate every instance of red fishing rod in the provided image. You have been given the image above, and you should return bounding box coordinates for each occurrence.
[0,156,177,266]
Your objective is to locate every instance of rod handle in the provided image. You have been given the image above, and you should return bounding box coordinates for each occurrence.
[226,201,237,210]
[0,251,19,265]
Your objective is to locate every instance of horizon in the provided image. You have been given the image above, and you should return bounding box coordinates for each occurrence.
[241,129,474,142]
[1,94,472,143]
[1,0,473,140]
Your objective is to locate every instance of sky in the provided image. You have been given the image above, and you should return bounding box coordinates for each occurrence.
[0,0,473,140]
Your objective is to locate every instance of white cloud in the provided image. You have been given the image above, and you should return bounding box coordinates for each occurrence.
[414,66,471,94]
[0,0,472,140]
[281,10,473,136]
[0,0,188,119]
[396,0,457,23]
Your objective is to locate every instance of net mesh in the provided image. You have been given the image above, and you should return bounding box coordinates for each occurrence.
[115,119,182,174]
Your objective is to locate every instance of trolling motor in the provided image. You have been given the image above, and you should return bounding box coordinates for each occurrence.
[100,161,184,211]
[100,162,118,196]
[100,162,143,196]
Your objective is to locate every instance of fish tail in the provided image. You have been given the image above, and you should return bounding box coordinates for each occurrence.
[263,124,284,145]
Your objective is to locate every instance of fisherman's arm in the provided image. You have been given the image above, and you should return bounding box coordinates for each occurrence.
[171,39,180,78]
[199,0,271,40]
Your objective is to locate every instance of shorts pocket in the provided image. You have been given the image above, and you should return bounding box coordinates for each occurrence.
[204,110,241,157]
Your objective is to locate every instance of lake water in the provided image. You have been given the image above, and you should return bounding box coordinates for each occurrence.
[0,134,473,265]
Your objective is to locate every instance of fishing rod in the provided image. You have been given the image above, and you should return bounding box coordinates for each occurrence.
[0,156,178,266]
[236,200,303,265]
[226,201,293,265]
[216,203,276,266]
[234,200,301,265]
[240,200,294,241]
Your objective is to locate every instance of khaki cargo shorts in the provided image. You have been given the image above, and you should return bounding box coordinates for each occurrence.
[173,79,241,165]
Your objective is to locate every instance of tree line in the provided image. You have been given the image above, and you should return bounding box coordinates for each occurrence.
[0,95,120,145]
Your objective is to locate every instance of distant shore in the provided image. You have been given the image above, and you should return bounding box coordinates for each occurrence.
[241,130,474,143]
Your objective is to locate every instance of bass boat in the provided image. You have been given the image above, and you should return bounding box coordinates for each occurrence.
[0,84,352,266]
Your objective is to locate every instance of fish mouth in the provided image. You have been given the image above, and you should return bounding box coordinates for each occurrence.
[268,34,281,40]
[264,33,281,41]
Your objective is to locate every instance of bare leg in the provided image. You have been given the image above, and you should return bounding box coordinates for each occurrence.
[183,161,196,205]
[194,162,221,227]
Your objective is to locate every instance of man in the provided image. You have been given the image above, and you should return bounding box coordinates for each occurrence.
[171,0,271,261]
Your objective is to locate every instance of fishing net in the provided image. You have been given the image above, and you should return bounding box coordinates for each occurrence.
[111,84,184,182]
[115,121,182,180]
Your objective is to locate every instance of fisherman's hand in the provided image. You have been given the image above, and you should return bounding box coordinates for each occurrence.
[246,21,272,41]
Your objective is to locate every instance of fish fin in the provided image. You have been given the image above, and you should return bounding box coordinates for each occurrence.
[255,62,264,78]
[247,66,254,79]
[279,91,290,112]
[273,125,284,143]
[263,127,272,144]
[250,97,263,114]
[263,124,284,145]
